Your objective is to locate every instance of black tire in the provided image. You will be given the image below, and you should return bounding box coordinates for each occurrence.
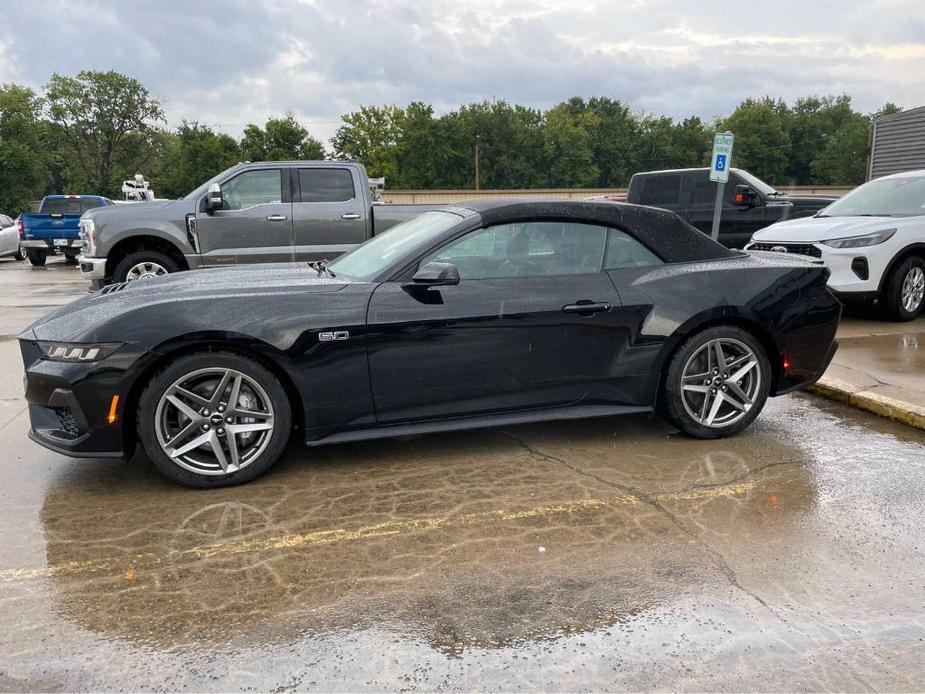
[64,251,79,263]
[26,249,46,266]
[112,250,179,283]
[137,352,292,488]
[659,326,771,439]
[14,246,26,261]
[880,256,925,322]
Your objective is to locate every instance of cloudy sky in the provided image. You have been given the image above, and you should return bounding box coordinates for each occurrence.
[1,0,923,142]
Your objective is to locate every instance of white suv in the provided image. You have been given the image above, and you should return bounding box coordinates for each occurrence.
[746,170,925,321]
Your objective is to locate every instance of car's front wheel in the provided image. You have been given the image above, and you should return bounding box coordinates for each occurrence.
[660,326,771,439]
[138,352,292,488]
[881,256,925,322]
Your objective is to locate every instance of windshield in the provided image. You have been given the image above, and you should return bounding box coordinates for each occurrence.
[327,211,463,281]
[183,164,243,201]
[735,170,778,196]
[820,176,925,217]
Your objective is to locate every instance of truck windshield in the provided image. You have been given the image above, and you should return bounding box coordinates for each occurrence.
[183,165,242,201]
[819,175,925,217]
[735,170,778,196]
[327,211,463,281]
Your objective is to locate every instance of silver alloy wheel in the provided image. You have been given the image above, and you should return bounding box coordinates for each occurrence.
[126,261,168,281]
[680,337,761,428]
[154,367,275,476]
[901,266,925,313]
[15,247,26,261]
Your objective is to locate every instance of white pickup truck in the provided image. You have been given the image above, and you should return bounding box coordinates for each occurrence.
[747,170,925,321]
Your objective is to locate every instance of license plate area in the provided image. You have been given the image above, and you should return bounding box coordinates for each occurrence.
[54,239,69,247]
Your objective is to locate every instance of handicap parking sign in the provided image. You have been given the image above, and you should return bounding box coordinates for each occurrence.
[709,132,734,183]
[715,154,727,171]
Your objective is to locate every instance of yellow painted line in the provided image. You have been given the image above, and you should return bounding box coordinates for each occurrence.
[0,481,758,584]
[809,375,925,431]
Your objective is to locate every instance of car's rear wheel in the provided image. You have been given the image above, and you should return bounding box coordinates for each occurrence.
[14,246,26,261]
[881,256,925,322]
[660,326,771,439]
[26,249,46,266]
[138,352,292,488]
[113,250,179,283]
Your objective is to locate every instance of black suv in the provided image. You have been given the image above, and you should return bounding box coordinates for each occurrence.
[626,167,837,249]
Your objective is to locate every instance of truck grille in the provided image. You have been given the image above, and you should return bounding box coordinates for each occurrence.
[749,242,822,258]
[51,406,80,440]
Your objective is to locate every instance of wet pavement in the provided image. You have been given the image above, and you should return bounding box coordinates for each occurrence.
[1,257,925,691]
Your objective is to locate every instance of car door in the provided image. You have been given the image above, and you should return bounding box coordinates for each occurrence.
[366,219,624,423]
[685,171,769,249]
[194,167,293,266]
[291,167,369,262]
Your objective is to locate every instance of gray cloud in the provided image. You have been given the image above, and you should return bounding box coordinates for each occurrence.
[1,0,922,144]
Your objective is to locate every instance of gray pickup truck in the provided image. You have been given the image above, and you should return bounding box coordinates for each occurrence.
[78,161,437,287]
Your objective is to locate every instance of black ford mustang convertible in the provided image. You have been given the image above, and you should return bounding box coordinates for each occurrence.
[20,200,839,487]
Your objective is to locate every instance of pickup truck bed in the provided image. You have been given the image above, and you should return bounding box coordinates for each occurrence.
[20,195,112,266]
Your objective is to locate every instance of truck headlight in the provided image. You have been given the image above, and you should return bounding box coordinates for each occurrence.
[79,218,96,255]
[38,341,121,362]
[821,229,896,248]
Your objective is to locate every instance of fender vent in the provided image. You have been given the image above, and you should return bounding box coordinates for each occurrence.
[99,282,128,295]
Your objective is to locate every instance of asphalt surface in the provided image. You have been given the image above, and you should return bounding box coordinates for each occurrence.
[1,256,924,692]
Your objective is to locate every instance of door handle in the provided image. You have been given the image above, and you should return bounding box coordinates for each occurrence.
[341,213,361,220]
[562,301,611,316]
[266,215,288,222]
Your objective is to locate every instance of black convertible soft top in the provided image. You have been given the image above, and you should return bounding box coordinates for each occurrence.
[456,199,739,264]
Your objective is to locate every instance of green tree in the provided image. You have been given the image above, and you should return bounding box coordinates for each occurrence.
[721,97,791,183]
[555,97,640,187]
[0,84,47,214]
[158,121,241,199]
[44,70,164,195]
[241,112,325,161]
[542,104,598,187]
[331,105,402,180]
[782,95,855,183]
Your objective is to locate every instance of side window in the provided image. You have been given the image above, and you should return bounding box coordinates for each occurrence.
[221,169,283,210]
[604,229,664,270]
[299,168,356,203]
[80,198,106,213]
[424,221,608,280]
[689,174,716,206]
[639,175,681,206]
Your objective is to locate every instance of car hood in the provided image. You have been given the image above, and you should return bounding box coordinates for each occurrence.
[23,264,352,343]
[752,215,910,243]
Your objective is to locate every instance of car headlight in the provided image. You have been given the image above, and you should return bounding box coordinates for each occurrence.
[79,218,96,255]
[38,341,121,362]
[821,229,896,248]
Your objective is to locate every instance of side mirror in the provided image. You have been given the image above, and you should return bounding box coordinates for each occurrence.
[409,261,460,287]
[734,184,757,207]
[205,183,223,213]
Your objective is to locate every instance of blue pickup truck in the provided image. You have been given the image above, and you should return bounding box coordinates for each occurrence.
[19,195,113,266]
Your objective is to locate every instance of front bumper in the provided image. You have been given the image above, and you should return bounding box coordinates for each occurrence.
[19,337,155,458]
[78,255,107,280]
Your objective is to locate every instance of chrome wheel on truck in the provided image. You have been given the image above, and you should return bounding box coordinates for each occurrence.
[126,261,169,281]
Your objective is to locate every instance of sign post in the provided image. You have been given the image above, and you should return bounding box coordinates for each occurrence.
[709,132,734,241]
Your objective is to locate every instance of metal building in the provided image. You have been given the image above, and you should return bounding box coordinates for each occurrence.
[868,105,925,179]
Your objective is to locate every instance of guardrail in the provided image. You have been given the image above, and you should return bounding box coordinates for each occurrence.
[380,185,854,205]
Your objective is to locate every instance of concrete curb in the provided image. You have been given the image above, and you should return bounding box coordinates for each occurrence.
[808,375,925,431]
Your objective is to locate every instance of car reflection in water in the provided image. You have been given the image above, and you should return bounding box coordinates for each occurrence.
[40,414,818,656]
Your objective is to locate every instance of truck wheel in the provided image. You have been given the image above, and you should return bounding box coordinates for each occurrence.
[27,249,46,266]
[64,251,79,264]
[113,250,179,283]
[881,256,925,322]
